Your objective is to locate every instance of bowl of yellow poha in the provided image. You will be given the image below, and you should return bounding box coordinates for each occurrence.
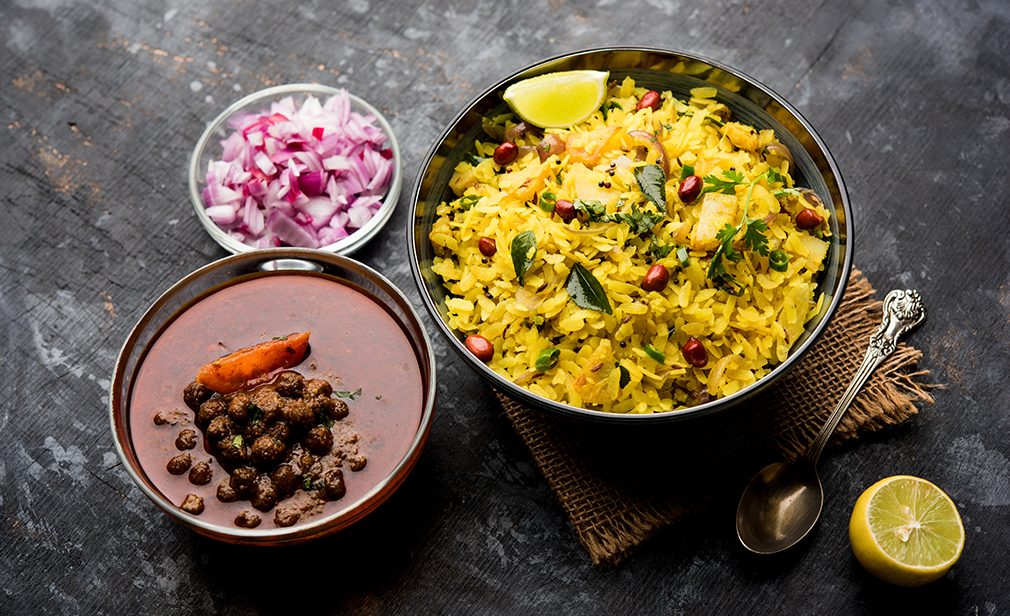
[408,47,852,423]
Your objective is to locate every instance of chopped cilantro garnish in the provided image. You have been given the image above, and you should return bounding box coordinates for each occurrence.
[705,172,774,293]
[334,387,362,400]
[702,169,745,195]
[573,199,608,221]
[649,242,675,259]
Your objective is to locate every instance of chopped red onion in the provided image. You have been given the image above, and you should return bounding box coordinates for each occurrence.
[202,90,394,248]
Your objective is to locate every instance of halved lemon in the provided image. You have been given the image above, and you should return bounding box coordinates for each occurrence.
[849,475,965,587]
[502,70,609,128]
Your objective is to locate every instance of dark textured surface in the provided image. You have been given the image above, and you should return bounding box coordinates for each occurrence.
[2,0,1008,613]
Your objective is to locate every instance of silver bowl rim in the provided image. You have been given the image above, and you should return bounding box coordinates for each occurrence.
[407,46,853,424]
[187,83,403,257]
[109,248,437,540]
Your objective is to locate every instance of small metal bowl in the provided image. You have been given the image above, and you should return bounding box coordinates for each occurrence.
[189,84,403,256]
[408,47,853,424]
[109,249,436,544]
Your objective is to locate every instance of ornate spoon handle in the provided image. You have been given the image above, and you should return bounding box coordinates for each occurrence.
[804,289,927,465]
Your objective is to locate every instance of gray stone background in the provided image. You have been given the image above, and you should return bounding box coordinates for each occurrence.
[2,0,1008,613]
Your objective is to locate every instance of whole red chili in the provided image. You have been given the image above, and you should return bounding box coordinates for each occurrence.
[681,337,708,367]
[636,90,661,111]
[464,335,494,363]
[795,208,824,230]
[554,199,576,223]
[641,264,670,292]
[478,236,497,257]
[493,142,518,165]
[678,175,702,203]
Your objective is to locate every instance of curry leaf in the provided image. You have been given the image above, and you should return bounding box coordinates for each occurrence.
[565,263,613,314]
[618,364,631,388]
[511,231,537,286]
[634,164,667,211]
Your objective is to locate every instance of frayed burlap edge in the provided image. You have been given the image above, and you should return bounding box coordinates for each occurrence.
[498,270,939,566]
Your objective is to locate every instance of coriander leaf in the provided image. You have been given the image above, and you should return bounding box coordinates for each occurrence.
[565,263,613,314]
[766,167,786,185]
[716,224,741,262]
[231,435,243,449]
[510,230,537,286]
[634,164,667,211]
[680,163,695,180]
[742,218,770,256]
[464,153,487,166]
[573,199,607,222]
[707,224,741,291]
[535,348,560,372]
[303,476,314,490]
[702,169,745,195]
[613,205,664,236]
[649,241,675,259]
[334,387,362,400]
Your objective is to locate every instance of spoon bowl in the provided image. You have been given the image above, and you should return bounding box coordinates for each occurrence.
[735,289,926,554]
[735,459,823,554]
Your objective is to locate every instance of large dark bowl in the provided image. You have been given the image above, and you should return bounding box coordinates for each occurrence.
[408,47,853,424]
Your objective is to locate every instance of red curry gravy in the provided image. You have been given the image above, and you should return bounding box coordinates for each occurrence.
[129,272,425,530]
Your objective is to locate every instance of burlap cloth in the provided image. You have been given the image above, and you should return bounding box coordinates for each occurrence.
[496,269,937,565]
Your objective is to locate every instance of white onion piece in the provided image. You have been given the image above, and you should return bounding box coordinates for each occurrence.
[201,90,394,248]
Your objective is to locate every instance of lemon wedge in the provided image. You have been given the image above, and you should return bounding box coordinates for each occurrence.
[849,475,965,586]
[502,70,609,128]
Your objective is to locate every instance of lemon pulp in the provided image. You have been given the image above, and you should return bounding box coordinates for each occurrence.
[849,475,965,586]
[502,70,609,128]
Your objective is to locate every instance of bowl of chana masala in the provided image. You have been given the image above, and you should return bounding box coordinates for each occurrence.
[110,250,436,543]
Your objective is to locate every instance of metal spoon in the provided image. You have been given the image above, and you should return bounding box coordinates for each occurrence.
[735,289,926,554]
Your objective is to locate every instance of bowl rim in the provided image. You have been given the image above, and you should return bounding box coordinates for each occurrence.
[407,45,854,423]
[188,83,403,257]
[108,248,437,541]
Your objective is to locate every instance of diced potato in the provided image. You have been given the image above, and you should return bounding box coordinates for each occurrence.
[798,234,829,271]
[691,193,739,250]
[724,122,759,151]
